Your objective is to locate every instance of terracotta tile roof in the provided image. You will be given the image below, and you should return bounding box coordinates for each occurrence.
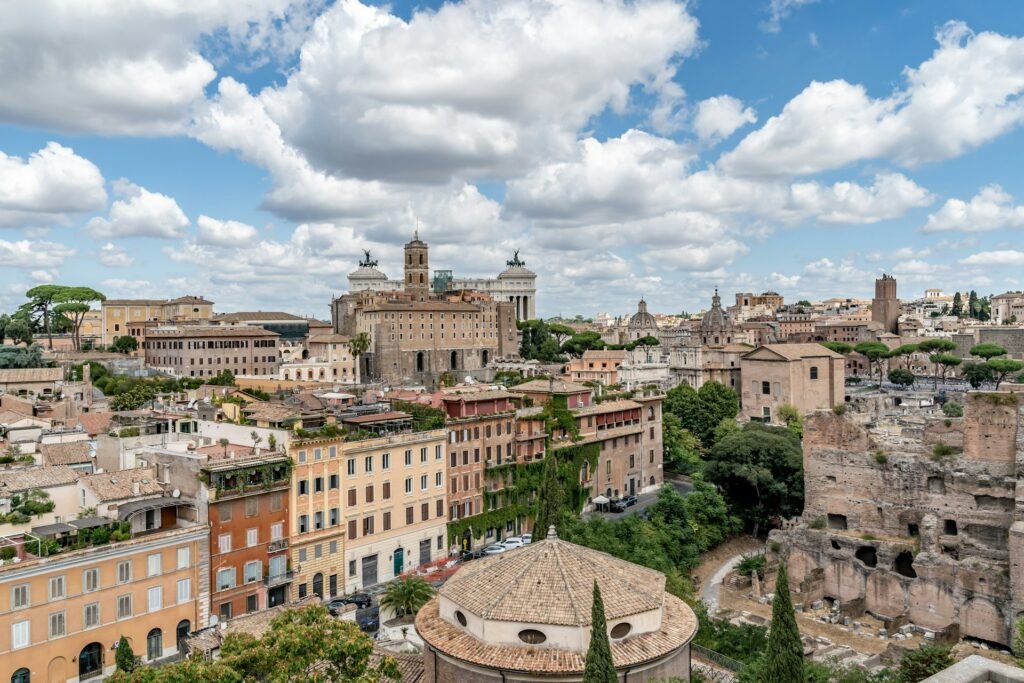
[416,593,697,674]
[0,410,30,424]
[76,412,114,436]
[572,399,642,417]
[0,466,79,493]
[0,368,62,383]
[307,334,351,344]
[374,650,425,683]
[39,441,92,465]
[746,343,844,360]
[80,467,163,502]
[213,311,306,322]
[146,326,278,338]
[439,537,665,626]
[440,389,515,403]
[242,402,300,422]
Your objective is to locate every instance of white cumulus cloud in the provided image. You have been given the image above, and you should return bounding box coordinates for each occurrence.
[924,185,1024,232]
[98,243,134,268]
[0,142,106,227]
[196,216,259,246]
[0,239,74,268]
[960,250,1024,267]
[87,180,189,239]
[693,95,757,144]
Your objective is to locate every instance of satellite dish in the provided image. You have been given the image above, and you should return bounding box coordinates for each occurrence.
[172,489,181,498]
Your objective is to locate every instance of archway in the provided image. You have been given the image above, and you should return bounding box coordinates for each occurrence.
[450,351,458,370]
[482,349,489,366]
[47,656,67,683]
[176,620,191,650]
[416,352,425,373]
[79,642,103,679]
[147,628,163,661]
[12,668,29,683]
[313,572,324,598]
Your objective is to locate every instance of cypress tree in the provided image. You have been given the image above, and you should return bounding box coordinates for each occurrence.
[583,581,617,683]
[532,449,563,541]
[115,635,137,672]
[764,561,803,683]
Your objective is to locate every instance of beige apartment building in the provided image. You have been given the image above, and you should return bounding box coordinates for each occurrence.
[566,350,626,385]
[740,344,846,424]
[341,429,448,593]
[142,326,281,378]
[101,296,213,346]
[0,525,206,682]
[279,333,359,384]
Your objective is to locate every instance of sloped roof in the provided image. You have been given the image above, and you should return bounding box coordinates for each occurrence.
[0,368,62,383]
[39,441,92,466]
[0,466,79,492]
[513,379,589,394]
[213,311,306,322]
[76,411,114,436]
[80,467,163,502]
[744,343,844,361]
[439,535,664,626]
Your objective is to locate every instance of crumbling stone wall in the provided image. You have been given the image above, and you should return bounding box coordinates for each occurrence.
[770,391,1022,647]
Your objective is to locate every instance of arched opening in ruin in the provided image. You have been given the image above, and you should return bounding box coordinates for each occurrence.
[855,546,877,568]
[894,551,917,578]
[830,540,841,550]
[944,519,958,536]
[827,514,848,530]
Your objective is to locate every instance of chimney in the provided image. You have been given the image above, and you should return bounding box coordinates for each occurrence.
[132,481,140,496]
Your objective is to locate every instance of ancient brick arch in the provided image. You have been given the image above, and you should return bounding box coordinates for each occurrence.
[961,596,1008,645]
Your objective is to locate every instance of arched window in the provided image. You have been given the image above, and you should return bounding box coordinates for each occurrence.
[147,629,163,661]
[810,366,819,380]
[450,351,458,370]
[482,350,489,365]
[313,573,324,598]
[11,668,29,683]
[416,352,425,373]
[79,643,103,679]
[176,620,191,649]
[419,254,424,265]
[420,273,425,284]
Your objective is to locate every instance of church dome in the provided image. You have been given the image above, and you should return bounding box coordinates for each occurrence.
[700,288,732,332]
[628,298,657,330]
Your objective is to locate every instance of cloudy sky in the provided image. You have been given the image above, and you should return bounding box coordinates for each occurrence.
[1,0,1023,319]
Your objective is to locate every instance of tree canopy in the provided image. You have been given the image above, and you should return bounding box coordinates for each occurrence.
[887,368,915,388]
[819,341,852,354]
[0,344,44,369]
[854,341,890,384]
[664,382,740,448]
[378,576,435,618]
[561,331,606,357]
[112,335,139,354]
[962,362,995,389]
[704,423,804,535]
[970,343,1007,360]
[518,320,565,362]
[989,358,1024,389]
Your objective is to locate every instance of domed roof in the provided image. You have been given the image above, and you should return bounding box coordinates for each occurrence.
[438,531,664,626]
[700,288,732,332]
[348,264,388,281]
[629,298,657,330]
[498,249,536,278]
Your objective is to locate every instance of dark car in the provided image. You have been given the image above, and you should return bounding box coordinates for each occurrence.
[328,593,372,614]
[621,495,639,507]
[357,610,380,633]
[609,499,627,512]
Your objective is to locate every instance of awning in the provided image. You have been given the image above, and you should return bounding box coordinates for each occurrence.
[592,495,609,504]
[68,516,113,530]
[31,522,75,536]
[116,497,181,520]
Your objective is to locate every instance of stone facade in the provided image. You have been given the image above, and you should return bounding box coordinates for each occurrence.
[142,326,281,378]
[102,296,213,346]
[769,391,1024,647]
[739,344,845,423]
[872,275,900,335]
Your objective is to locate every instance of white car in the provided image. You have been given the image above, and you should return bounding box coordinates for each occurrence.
[521,534,532,544]
[482,544,507,555]
[501,537,524,549]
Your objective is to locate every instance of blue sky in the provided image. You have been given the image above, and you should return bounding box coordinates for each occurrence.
[2,0,1023,320]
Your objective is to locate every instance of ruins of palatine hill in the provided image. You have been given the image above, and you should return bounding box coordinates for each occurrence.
[769,390,1024,648]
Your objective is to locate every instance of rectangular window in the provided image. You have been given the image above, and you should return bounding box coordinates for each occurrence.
[436,445,443,460]
[118,560,131,584]
[247,594,258,613]
[420,447,427,463]
[148,553,162,577]
[218,534,232,554]
[244,561,261,583]
[247,528,258,547]
[435,471,443,487]
[11,620,29,649]
[363,516,374,536]
[270,492,283,511]
[147,586,162,612]
[421,502,429,521]
[329,446,337,458]
[299,479,309,495]
[84,602,100,628]
[761,380,771,395]
[298,450,307,463]
[436,499,444,517]
[48,576,65,600]
[405,477,412,494]
[314,477,324,493]
[349,560,356,577]
[365,485,374,503]
[364,456,373,473]
[383,511,392,531]
[330,540,338,554]
[329,474,339,489]
[437,535,444,550]
[420,474,427,490]
[220,602,233,620]
[176,579,191,604]
[11,584,29,610]
[348,488,357,506]
[83,568,100,592]
[406,506,414,525]
[216,568,235,591]
[220,504,232,522]
[299,548,307,562]
[49,611,66,638]
[330,508,339,526]
[299,515,309,533]
[347,458,356,475]
[348,519,357,539]
[177,546,190,569]
[404,449,412,466]
[382,481,391,499]
[382,453,390,470]
[117,594,132,619]
[245,497,259,517]
[314,447,322,461]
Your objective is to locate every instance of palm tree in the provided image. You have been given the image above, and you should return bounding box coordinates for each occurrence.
[379,576,435,619]
[348,332,371,382]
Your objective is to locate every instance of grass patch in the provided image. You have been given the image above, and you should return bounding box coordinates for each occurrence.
[861,533,877,541]
[874,451,888,465]
[932,443,960,461]
[832,404,847,416]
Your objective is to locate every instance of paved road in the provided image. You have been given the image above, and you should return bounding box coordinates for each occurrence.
[701,553,746,613]
[582,478,693,521]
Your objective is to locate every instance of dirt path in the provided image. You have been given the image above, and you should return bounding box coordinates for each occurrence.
[692,535,763,592]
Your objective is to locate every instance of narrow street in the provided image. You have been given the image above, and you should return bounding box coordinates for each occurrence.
[581,477,693,521]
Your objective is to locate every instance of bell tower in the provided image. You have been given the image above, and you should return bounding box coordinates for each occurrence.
[404,229,429,297]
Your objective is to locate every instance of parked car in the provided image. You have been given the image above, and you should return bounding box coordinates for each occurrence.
[357,610,380,632]
[621,495,639,507]
[482,544,506,555]
[501,537,524,549]
[609,499,627,512]
[334,593,371,610]
[326,598,350,616]
[521,533,532,544]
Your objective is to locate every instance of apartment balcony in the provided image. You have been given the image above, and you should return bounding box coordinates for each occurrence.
[264,570,295,588]
[268,538,289,553]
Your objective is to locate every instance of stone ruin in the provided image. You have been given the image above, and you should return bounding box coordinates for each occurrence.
[768,390,1024,649]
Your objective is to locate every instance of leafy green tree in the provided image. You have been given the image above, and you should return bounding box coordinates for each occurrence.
[951,292,963,317]
[379,576,435,618]
[777,404,802,437]
[23,285,73,349]
[1013,615,1024,665]
[533,449,565,541]
[665,384,700,433]
[942,402,963,418]
[989,358,1024,389]
[662,413,701,475]
[547,323,576,346]
[115,635,137,672]
[796,300,812,307]
[107,656,242,683]
[347,332,370,379]
[930,354,962,385]
[890,344,919,369]
[896,645,953,683]
[628,334,661,359]
[583,582,616,683]
[887,368,915,388]
[518,320,564,362]
[5,317,33,346]
[561,331,606,357]
[0,344,44,369]
[962,362,995,389]
[694,381,740,447]
[918,338,957,355]
[53,287,105,350]
[968,290,979,319]
[763,561,803,683]
[970,343,1007,360]
[854,341,891,385]
[704,423,803,536]
[820,341,853,355]
[112,335,139,354]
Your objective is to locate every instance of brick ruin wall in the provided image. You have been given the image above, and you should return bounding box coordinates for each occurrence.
[769,392,1024,647]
